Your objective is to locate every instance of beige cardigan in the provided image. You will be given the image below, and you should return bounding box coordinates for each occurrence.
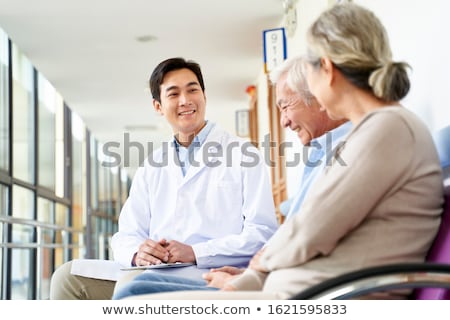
[228,106,444,299]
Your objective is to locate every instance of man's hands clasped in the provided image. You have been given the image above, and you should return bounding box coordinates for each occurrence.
[133,239,195,266]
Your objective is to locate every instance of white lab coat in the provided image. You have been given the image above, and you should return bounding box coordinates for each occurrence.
[111,124,278,270]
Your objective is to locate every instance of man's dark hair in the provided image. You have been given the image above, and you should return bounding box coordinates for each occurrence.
[149,57,205,102]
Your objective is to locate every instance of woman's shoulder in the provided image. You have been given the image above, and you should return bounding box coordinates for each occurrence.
[353,106,437,157]
[359,106,427,134]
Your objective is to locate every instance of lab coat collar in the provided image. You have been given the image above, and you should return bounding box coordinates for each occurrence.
[161,123,224,188]
[181,124,224,186]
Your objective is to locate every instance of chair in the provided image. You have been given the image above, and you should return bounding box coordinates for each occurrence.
[413,184,450,299]
[291,125,450,300]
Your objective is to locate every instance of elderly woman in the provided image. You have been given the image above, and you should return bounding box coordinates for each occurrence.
[120,3,444,300]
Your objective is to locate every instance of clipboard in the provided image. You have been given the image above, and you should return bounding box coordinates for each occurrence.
[120,262,195,271]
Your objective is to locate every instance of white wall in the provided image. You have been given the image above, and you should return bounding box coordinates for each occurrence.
[257,0,450,197]
[357,0,450,131]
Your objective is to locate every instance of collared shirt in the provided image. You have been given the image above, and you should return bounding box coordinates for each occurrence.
[173,121,214,176]
[285,121,352,220]
[111,123,278,272]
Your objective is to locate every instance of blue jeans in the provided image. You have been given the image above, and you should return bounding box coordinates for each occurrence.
[112,272,219,300]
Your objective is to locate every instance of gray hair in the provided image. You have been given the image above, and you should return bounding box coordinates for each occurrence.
[306,3,410,102]
[269,56,315,106]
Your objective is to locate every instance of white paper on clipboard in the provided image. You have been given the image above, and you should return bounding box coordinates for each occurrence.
[120,262,195,271]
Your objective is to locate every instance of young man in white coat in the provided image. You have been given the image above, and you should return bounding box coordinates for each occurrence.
[49,57,278,299]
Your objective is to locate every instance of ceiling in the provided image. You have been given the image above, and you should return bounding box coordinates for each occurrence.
[0,0,285,177]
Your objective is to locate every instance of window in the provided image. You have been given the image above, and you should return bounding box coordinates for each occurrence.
[0,184,8,299]
[54,203,69,267]
[71,111,86,258]
[0,29,9,173]
[38,74,64,192]
[37,197,54,299]
[11,185,35,299]
[90,135,99,211]
[12,44,35,183]
[0,29,133,300]
[120,168,130,208]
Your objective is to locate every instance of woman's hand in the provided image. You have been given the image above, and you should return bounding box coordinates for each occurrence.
[248,248,269,272]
